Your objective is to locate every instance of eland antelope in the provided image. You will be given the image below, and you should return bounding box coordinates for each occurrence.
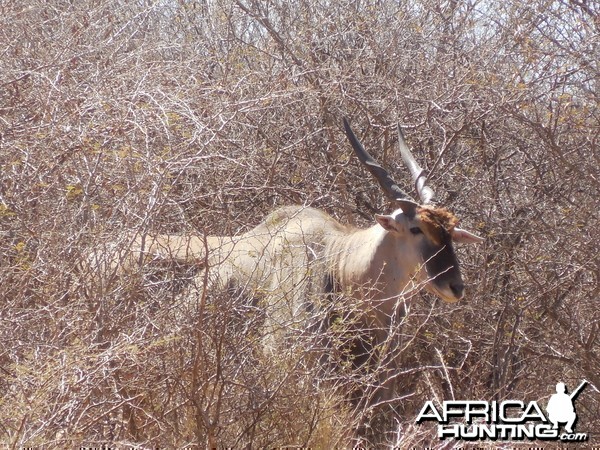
[122,118,484,406]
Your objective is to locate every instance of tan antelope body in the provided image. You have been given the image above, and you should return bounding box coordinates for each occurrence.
[119,118,484,407]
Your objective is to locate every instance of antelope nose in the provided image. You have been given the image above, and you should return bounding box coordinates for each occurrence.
[450,282,464,299]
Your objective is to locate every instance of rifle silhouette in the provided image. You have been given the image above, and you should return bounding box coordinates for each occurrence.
[569,380,588,401]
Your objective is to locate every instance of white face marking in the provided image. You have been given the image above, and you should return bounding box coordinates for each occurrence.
[379,208,465,303]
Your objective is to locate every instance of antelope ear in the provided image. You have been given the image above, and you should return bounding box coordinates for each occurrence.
[395,198,419,218]
[375,214,401,233]
[451,227,484,244]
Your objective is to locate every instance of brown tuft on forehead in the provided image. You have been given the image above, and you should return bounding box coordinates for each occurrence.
[416,206,459,245]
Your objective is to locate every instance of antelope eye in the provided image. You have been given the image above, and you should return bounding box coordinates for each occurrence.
[410,227,423,235]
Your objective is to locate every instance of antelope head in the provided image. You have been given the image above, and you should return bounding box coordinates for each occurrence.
[343,118,483,303]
